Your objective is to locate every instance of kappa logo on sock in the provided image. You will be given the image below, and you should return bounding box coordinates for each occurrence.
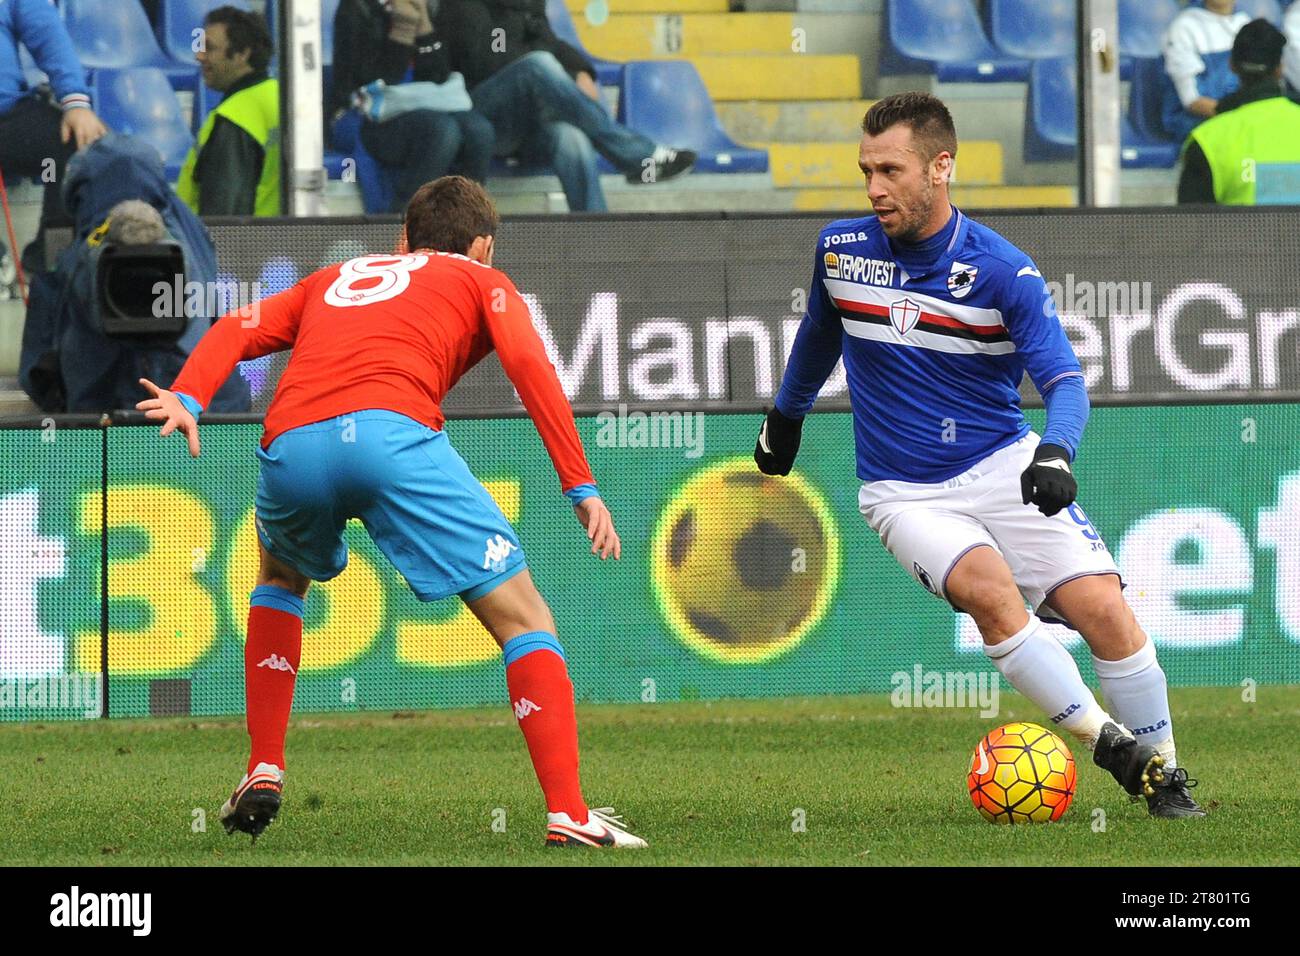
[257,653,297,674]
[512,697,542,719]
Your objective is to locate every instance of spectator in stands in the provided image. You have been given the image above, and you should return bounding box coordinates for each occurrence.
[1178,19,1300,204]
[1161,0,1251,142]
[330,0,494,213]
[438,0,697,212]
[0,0,108,275]
[1284,0,1300,94]
[178,7,280,216]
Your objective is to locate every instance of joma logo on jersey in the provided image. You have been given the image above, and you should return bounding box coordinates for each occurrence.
[482,534,518,571]
[824,253,895,287]
[823,230,868,247]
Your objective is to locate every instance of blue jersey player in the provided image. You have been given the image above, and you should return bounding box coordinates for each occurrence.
[755,92,1204,818]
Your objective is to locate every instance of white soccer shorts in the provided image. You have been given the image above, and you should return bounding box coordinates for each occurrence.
[858,432,1120,624]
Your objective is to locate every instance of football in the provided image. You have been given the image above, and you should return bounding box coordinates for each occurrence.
[650,457,840,664]
[967,722,1077,824]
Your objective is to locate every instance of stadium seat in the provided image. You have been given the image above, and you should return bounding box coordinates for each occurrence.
[1118,0,1180,59]
[62,0,198,89]
[89,68,195,182]
[989,0,1075,60]
[545,0,624,88]
[881,0,1029,83]
[618,61,768,174]
[330,109,397,214]
[1023,57,1180,168]
[158,0,250,65]
[1128,55,1177,145]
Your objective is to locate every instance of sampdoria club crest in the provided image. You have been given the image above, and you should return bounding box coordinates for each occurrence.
[947,261,979,299]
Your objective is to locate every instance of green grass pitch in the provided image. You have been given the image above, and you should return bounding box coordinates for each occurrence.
[2,687,1297,866]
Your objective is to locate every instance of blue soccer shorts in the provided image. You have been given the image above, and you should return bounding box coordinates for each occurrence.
[253,410,527,601]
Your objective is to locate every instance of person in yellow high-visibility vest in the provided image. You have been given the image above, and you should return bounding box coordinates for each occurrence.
[177,6,280,216]
[1178,18,1300,205]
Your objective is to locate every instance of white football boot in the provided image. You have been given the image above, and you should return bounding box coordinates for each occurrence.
[545,807,648,849]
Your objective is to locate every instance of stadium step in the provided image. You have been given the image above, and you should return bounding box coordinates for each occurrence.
[0,376,37,415]
[488,173,1073,214]
[762,140,1005,188]
[716,100,876,142]
[694,54,860,100]
[790,185,1076,210]
[566,0,729,14]
[572,13,798,57]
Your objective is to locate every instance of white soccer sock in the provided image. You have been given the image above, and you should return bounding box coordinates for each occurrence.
[1092,637,1176,768]
[984,616,1111,749]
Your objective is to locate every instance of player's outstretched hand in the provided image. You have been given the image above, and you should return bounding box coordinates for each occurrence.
[1020,442,1076,517]
[135,378,201,458]
[574,496,621,560]
[754,406,803,476]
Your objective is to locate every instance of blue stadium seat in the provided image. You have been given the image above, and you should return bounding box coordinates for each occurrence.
[1024,56,1180,168]
[546,0,623,87]
[1118,0,1179,59]
[329,109,396,213]
[881,0,1029,82]
[63,0,198,89]
[989,0,1075,60]
[158,0,250,65]
[618,61,768,174]
[1236,0,1283,26]
[90,68,196,181]
[1024,56,1076,160]
[1128,55,1177,143]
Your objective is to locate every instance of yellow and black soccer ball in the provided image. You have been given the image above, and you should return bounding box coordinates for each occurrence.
[968,722,1077,824]
[650,457,839,663]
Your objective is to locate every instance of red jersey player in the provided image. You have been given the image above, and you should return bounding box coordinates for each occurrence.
[135,177,645,848]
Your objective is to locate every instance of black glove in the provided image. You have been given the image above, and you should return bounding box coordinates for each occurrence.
[1020,442,1077,517]
[754,406,804,476]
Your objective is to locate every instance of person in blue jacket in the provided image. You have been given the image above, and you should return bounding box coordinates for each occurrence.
[0,0,108,275]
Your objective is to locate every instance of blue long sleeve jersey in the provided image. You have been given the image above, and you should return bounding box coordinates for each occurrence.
[774,208,1089,484]
[0,0,91,116]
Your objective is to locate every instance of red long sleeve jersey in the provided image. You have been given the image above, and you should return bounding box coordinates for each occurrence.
[170,251,595,494]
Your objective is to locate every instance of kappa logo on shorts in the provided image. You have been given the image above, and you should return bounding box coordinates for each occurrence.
[913,562,936,595]
[482,534,518,572]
